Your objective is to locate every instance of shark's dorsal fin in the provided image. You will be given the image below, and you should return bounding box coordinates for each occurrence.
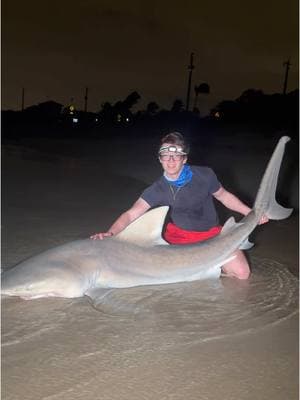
[114,206,169,247]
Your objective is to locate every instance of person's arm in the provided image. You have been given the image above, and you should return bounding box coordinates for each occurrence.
[213,186,251,215]
[213,186,268,224]
[90,197,151,240]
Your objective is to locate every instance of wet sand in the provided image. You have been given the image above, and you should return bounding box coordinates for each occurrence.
[1,134,299,400]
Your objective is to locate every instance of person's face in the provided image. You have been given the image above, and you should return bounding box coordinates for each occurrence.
[158,143,187,179]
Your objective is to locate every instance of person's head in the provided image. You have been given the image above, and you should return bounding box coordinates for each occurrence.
[158,132,189,178]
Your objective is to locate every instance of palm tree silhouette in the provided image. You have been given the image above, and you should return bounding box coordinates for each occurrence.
[193,83,210,111]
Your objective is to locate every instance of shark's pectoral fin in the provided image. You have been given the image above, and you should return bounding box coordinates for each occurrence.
[265,199,293,220]
[85,287,150,315]
[114,206,169,247]
[239,238,254,250]
[85,287,114,301]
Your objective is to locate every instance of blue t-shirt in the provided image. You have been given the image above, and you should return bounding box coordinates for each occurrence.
[141,166,221,231]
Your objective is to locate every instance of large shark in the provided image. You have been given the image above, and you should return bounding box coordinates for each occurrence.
[1,136,293,301]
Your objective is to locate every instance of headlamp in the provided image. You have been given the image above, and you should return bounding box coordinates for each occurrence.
[158,145,187,155]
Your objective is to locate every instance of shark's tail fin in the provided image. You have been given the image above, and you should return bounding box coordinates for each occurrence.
[254,136,293,220]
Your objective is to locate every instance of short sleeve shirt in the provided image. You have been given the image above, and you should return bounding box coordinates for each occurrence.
[141,165,221,231]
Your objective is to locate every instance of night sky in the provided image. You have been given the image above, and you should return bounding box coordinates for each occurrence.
[2,0,299,115]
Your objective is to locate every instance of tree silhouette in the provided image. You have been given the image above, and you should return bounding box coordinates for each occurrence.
[123,91,141,109]
[98,92,141,126]
[237,89,264,104]
[146,101,159,115]
[171,99,184,113]
[99,102,114,124]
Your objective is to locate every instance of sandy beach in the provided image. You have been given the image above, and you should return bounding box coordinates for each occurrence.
[1,132,298,400]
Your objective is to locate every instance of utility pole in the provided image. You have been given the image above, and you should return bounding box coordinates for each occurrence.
[84,87,89,112]
[185,52,195,111]
[21,88,25,111]
[282,58,291,95]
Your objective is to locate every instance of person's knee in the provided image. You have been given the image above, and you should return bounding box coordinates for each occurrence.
[222,252,251,280]
[234,251,251,279]
[236,267,250,280]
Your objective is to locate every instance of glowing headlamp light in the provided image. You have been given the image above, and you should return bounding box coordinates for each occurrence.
[158,145,187,155]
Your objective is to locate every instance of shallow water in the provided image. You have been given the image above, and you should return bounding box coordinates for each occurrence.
[2,257,298,400]
[90,257,298,341]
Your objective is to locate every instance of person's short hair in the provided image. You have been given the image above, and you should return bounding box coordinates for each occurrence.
[159,132,190,155]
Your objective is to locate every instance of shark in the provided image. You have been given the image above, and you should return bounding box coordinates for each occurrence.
[1,136,293,301]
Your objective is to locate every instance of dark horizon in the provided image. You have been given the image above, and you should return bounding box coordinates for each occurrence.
[2,86,299,116]
[2,65,298,116]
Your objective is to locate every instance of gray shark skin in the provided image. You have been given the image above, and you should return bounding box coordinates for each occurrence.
[1,136,293,300]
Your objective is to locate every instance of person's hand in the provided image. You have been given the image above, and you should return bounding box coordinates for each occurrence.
[90,232,113,240]
[258,214,269,225]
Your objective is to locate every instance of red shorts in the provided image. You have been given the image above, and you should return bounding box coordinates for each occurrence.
[164,222,222,245]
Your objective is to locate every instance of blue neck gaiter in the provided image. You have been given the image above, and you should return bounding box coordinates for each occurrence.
[164,164,193,188]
